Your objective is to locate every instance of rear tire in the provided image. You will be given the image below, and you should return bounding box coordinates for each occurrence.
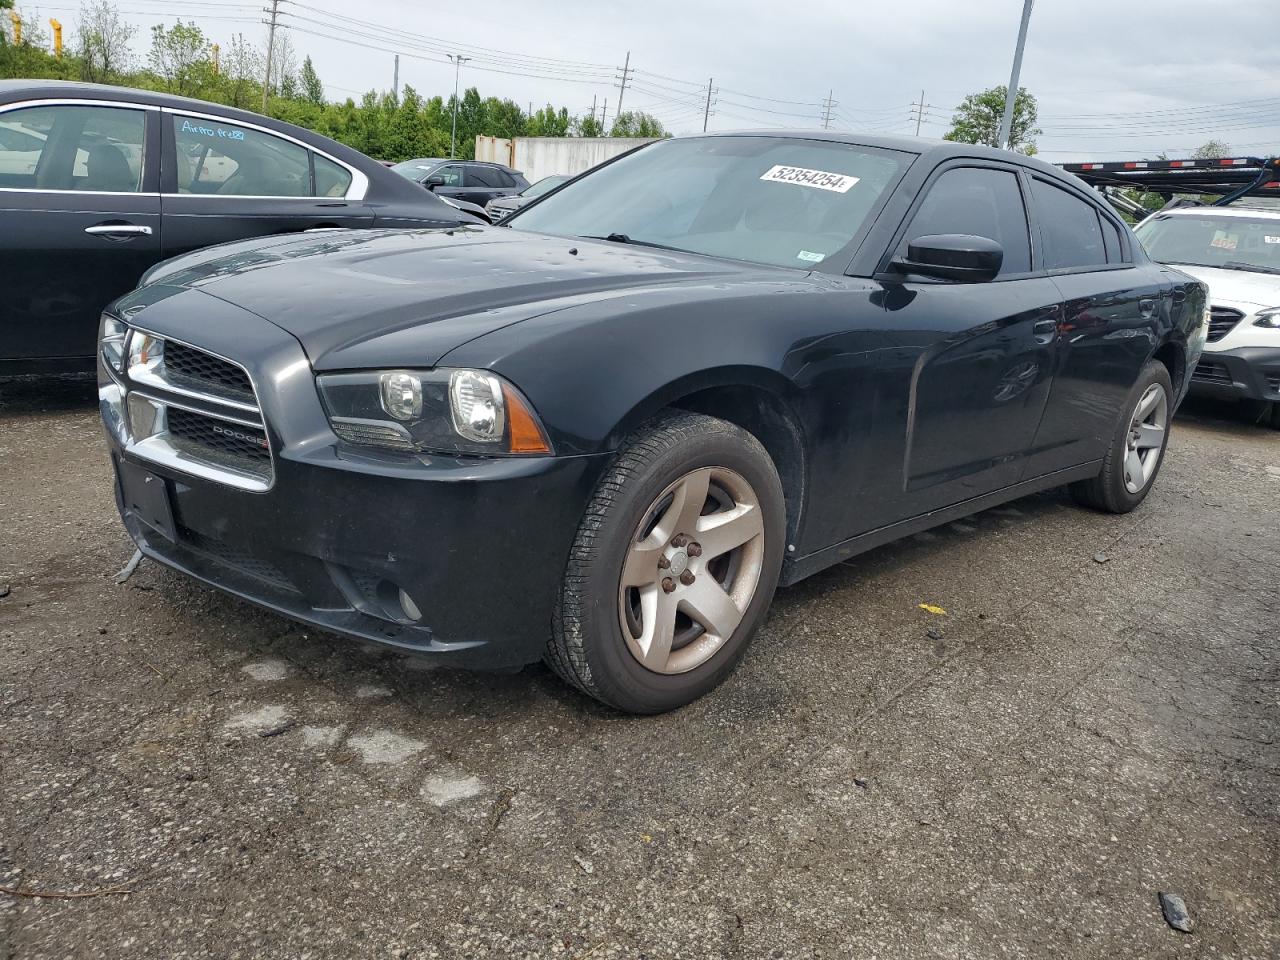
[1070,359,1173,513]
[547,411,786,714]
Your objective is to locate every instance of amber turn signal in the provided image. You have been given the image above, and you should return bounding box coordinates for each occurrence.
[502,382,552,454]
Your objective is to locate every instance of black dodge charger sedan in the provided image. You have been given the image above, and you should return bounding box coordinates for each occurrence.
[98,132,1208,713]
[0,80,467,374]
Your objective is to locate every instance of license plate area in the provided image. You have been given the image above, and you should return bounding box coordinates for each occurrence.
[119,459,177,543]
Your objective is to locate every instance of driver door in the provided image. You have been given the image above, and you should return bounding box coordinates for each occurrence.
[870,162,1064,521]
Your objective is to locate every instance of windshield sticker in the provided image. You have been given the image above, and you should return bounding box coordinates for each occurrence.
[179,119,246,142]
[760,165,859,193]
[796,250,826,263]
[1209,230,1239,251]
[1265,236,1280,244]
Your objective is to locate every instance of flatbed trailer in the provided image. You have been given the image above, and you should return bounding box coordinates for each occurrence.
[1058,156,1280,214]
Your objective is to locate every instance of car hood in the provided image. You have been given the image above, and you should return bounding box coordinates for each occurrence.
[1162,263,1280,309]
[138,227,763,370]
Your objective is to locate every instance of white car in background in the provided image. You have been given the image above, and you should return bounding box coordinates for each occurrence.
[0,119,44,176]
[1134,205,1280,428]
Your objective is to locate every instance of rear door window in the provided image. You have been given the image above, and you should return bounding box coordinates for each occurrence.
[903,166,1032,275]
[467,165,506,188]
[313,154,352,197]
[173,114,309,197]
[0,104,146,192]
[1031,178,1108,270]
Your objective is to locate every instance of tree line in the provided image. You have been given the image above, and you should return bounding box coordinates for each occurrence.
[0,1,668,161]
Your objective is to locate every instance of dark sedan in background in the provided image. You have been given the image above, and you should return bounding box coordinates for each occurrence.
[390,157,529,207]
[485,174,571,222]
[0,81,468,374]
[99,133,1207,713]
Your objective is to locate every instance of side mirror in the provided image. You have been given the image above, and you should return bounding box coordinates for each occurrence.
[424,174,446,190]
[893,234,1003,283]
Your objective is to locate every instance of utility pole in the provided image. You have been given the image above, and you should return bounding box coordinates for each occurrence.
[393,54,399,100]
[262,0,280,112]
[998,0,1035,151]
[448,53,471,159]
[590,94,597,133]
[601,98,608,132]
[820,90,837,129]
[702,77,715,133]
[909,89,934,136]
[614,51,631,119]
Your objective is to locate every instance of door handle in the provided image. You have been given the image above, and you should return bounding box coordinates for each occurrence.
[85,224,153,237]
[1033,318,1058,344]
[1139,298,1157,319]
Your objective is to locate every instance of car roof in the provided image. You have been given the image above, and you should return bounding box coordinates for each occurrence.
[1156,205,1280,220]
[699,129,1085,188]
[0,80,383,166]
[402,157,519,172]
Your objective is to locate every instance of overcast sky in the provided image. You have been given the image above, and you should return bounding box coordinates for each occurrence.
[22,0,1280,160]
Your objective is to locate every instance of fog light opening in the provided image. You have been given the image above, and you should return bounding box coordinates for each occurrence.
[398,587,423,622]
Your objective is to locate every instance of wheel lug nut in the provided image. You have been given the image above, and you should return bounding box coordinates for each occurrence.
[679,570,695,586]
[687,542,702,558]
[658,556,670,569]
[662,577,676,593]
[672,534,689,548]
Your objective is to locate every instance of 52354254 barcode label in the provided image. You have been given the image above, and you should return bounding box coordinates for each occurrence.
[759,165,859,193]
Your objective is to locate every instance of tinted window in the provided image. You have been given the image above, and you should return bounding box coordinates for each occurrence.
[1031,178,1107,270]
[0,104,145,192]
[313,153,352,198]
[467,165,507,188]
[173,115,308,197]
[905,167,1031,275]
[435,164,464,187]
[1100,216,1126,263]
[513,136,909,270]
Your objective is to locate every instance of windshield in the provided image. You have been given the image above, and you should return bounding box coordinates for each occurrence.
[522,175,569,198]
[510,136,911,270]
[1135,213,1280,274]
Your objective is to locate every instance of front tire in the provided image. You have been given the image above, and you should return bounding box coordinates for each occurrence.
[547,412,786,714]
[1070,359,1173,513]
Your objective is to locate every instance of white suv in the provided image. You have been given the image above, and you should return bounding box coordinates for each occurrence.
[1134,205,1280,428]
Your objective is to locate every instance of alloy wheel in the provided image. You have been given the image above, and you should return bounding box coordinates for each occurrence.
[618,466,766,675]
[1122,382,1169,494]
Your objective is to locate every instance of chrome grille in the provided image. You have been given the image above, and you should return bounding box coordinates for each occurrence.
[166,406,271,479]
[112,331,275,492]
[1206,306,1243,343]
[163,340,255,403]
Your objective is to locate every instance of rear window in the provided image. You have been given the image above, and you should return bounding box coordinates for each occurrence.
[1135,213,1280,274]
[1030,178,1108,270]
[512,136,910,270]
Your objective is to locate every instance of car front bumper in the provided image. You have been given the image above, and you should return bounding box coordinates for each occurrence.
[1188,346,1280,403]
[98,291,608,668]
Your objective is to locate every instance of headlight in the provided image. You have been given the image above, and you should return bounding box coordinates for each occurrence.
[1254,307,1280,329]
[99,314,128,373]
[316,368,551,456]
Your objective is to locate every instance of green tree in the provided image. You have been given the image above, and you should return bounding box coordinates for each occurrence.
[148,21,210,96]
[76,1,135,84]
[300,54,325,106]
[609,111,667,138]
[575,113,603,137]
[1192,140,1230,160]
[944,85,1041,155]
[526,104,571,138]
